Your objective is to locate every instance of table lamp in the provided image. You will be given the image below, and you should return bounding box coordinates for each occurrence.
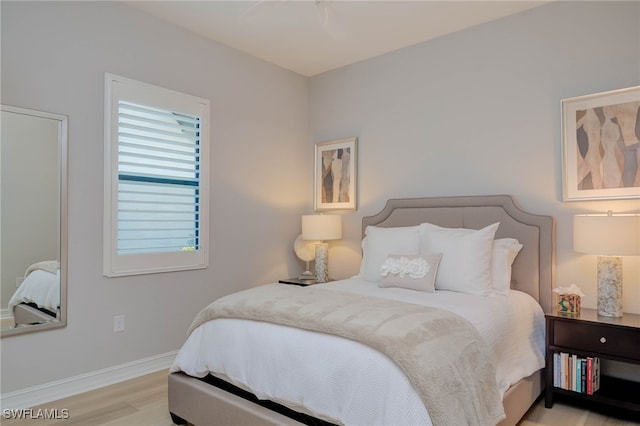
[302,214,342,283]
[573,212,640,317]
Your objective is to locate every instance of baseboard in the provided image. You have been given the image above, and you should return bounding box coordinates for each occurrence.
[0,350,178,409]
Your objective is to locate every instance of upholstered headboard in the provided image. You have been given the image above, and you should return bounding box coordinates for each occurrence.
[362,195,555,312]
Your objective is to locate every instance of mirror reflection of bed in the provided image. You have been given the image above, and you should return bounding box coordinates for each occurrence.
[7,261,61,327]
[0,105,68,335]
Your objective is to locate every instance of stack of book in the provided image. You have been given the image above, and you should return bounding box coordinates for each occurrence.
[552,352,600,395]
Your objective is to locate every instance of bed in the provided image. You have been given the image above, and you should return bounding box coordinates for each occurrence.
[168,195,555,426]
[8,260,60,326]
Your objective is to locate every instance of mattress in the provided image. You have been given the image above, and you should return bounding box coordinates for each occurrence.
[171,277,545,426]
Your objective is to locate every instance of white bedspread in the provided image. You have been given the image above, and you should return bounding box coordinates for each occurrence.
[171,277,545,426]
[8,269,60,313]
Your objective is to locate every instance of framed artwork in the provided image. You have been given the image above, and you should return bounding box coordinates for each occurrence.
[562,86,640,201]
[314,137,358,211]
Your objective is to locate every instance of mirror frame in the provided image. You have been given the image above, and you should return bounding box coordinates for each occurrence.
[1,105,68,337]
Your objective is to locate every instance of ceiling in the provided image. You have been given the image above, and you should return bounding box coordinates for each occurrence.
[125,1,550,77]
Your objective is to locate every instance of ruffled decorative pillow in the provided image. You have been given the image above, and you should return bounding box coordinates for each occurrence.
[378,254,442,292]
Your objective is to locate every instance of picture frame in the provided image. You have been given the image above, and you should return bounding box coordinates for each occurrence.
[562,86,640,201]
[314,137,358,211]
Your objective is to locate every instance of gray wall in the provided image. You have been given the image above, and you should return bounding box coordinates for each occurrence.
[1,1,309,393]
[309,1,640,315]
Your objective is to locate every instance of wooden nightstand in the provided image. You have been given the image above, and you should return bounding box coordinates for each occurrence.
[545,308,640,413]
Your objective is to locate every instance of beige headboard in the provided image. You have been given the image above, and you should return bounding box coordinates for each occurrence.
[362,195,555,312]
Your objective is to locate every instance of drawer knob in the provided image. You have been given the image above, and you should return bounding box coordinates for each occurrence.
[600,337,607,344]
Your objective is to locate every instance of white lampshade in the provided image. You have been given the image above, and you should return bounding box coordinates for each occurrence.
[574,213,640,256]
[302,215,342,241]
[574,212,639,317]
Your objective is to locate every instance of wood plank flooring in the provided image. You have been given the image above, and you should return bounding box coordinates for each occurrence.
[2,371,172,426]
[2,370,638,425]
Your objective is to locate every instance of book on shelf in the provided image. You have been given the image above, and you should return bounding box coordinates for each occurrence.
[553,352,599,395]
[593,357,600,393]
[587,357,592,395]
[575,355,581,393]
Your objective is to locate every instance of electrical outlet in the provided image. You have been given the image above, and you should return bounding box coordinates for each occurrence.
[113,315,125,332]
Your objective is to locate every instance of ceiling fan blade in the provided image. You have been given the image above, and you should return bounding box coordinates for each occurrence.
[315,1,346,40]
[239,0,287,23]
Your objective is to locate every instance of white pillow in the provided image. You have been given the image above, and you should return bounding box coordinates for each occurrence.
[491,238,523,295]
[360,225,420,282]
[379,254,442,292]
[419,222,499,295]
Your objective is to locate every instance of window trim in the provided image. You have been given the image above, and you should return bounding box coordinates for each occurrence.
[103,73,209,277]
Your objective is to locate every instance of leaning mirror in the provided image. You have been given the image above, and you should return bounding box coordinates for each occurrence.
[1,105,67,336]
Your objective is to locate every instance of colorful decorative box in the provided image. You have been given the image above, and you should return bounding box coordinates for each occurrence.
[556,294,581,315]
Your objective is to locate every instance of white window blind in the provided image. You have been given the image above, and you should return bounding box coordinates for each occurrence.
[104,74,209,277]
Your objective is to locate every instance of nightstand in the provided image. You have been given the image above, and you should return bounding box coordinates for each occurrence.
[278,278,318,286]
[545,308,640,413]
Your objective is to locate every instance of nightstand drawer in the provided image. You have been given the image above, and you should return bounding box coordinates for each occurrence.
[553,320,640,359]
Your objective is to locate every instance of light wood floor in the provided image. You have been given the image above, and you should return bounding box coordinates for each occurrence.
[3,370,638,426]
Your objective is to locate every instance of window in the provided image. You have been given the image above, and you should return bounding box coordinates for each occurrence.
[104,73,209,277]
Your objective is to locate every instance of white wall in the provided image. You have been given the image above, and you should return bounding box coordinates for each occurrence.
[309,1,640,313]
[1,1,309,393]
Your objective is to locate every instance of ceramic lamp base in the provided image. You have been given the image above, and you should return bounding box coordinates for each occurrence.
[597,256,623,317]
[315,242,329,283]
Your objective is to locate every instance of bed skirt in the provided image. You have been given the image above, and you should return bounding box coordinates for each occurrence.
[13,303,58,326]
